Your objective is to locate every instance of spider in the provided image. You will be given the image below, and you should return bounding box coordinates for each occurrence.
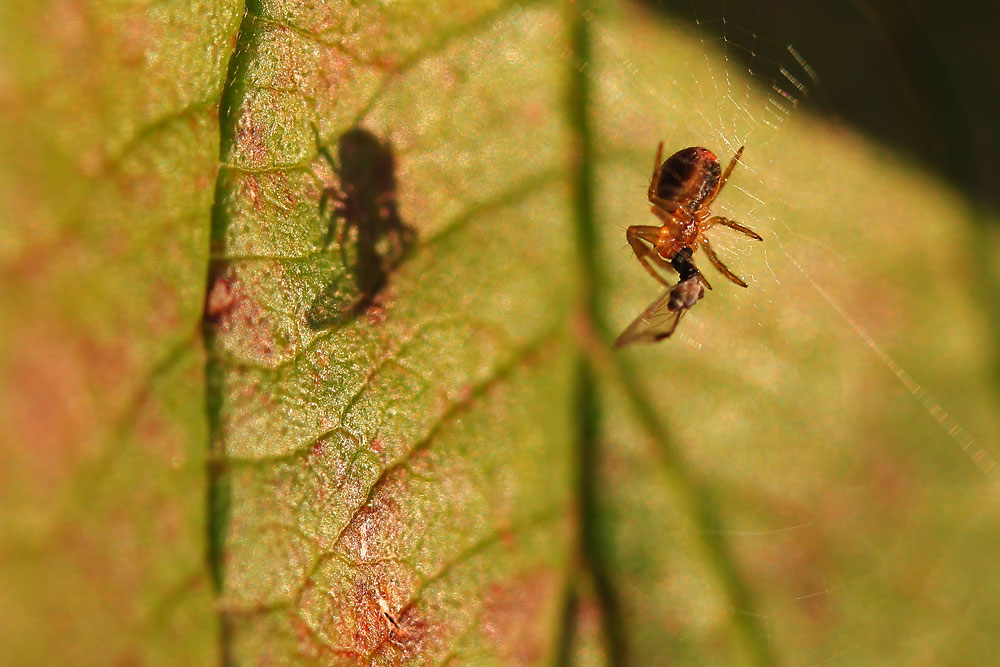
[626,142,762,290]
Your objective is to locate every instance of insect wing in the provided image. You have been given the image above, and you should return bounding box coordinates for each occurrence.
[613,288,686,348]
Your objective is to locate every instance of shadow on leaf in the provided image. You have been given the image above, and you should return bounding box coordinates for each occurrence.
[306,127,416,329]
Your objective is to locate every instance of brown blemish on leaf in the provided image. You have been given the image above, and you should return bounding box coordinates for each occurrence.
[254,169,297,212]
[117,10,160,69]
[356,569,432,659]
[234,104,268,169]
[364,300,388,326]
[295,462,443,660]
[521,99,549,130]
[45,0,87,54]
[371,599,432,662]
[239,171,263,212]
[134,396,186,472]
[269,25,308,92]
[278,171,297,209]
[145,277,183,333]
[481,569,560,665]
[205,264,291,366]
[337,473,407,563]
[205,267,237,320]
[192,159,215,193]
[5,326,95,492]
[757,529,834,624]
[114,159,164,214]
[447,383,474,404]
[3,318,134,497]
[862,448,914,514]
[297,557,422,659]
[370,52,403,71]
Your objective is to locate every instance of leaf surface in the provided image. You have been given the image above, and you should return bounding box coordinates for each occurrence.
[0,1,242,663]
[206,2,577,662]
[3,0,1000,665]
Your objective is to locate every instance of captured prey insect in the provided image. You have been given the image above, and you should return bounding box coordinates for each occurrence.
[614,247,705,347]
[615,142,762,346]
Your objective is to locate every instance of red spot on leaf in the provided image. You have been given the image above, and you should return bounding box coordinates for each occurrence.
[242,172,263,211]
[481,570,560,665]
[205,269,236,320]
[3,322,133,495]
[205,265,290,366]
[234,105,268,168]
[365,301,388,326]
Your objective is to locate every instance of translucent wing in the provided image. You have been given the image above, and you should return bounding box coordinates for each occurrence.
[613,289,685,348]
[613,276,705,348]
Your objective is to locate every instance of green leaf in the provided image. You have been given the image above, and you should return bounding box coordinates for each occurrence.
[0,1,242,664]
[584,6,1000,666]
[206,2,577,661]
[4,0,1000,664]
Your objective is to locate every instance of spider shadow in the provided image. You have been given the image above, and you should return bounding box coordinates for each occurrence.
[306,127,416,330]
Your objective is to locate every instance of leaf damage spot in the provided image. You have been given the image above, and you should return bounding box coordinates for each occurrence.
[481,569,561,666]
[234,104,268,169]
[117,10,161,69]
[205,264,294,367]
[338,477,407,564]
[316,48,359,97]
[241,171,263,211]
[376,593,429,648]
[364,297,389,327]
[205,267,237,321]
[3,320,134,496]
[297,557,425,659]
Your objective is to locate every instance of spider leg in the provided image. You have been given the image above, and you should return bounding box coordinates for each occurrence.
[649,195,681,215]
[626,225,674,287]
[699,235,748,287]
[647,248,678,277]
[631,225,679,277]
[647,141,665,202]
[703,145,744,208]
[706,215,762,241]
[719,145,744,189]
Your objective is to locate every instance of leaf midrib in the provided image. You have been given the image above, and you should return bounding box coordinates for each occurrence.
[204,1,779,663]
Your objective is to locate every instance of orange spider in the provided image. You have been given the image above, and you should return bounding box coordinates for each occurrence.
[626,142,761,290]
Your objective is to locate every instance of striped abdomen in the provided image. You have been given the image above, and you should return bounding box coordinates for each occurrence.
[655,147,721,213]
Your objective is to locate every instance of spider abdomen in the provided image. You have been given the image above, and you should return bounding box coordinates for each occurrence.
[655,147,721,214]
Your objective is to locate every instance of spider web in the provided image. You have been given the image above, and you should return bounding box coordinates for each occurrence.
[543,0,1000,664]
[566,0,998,480]
[689,0,997,480]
